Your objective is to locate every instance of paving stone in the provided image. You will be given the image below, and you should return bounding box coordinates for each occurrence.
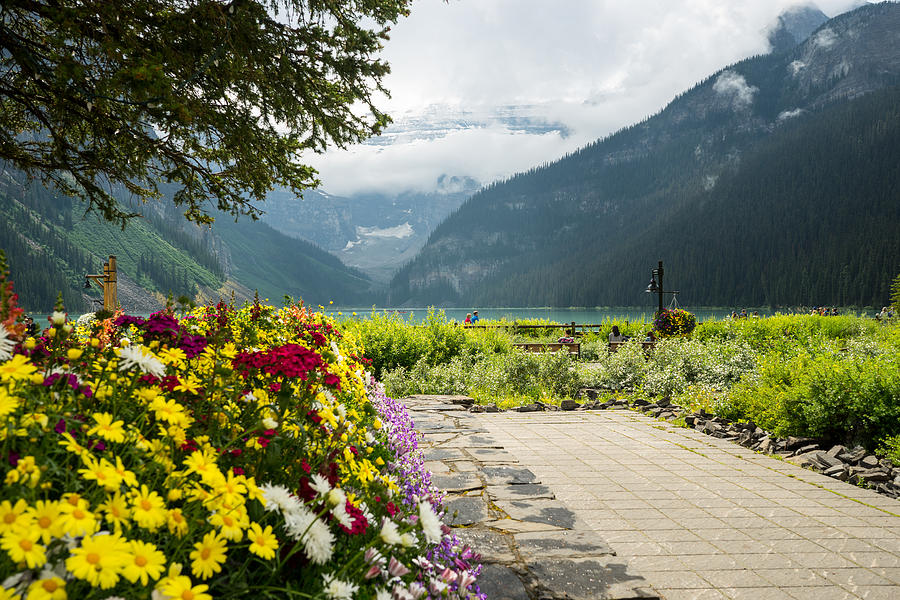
[424,447,466,461]
[494,498,583,529]
[467,447,519,463]
[475,564,530,600]
[420,432,458,443]
[423,460,451,473]
[481,465,540,485]
[431,473,484,493]
[486,483,556,500]
[451,460,479,473]
[444,495,489,526]
[453,527,517,563]
[514,530,614,559]
[485,518,567,534]
[529,558,659,600]
[442,435,504,448]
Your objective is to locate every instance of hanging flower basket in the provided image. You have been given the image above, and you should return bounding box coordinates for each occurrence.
[653,308,697,337]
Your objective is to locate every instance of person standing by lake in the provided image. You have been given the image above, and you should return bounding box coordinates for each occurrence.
[464,313,472,324]
[608,325,626,342]
[471,310,479,323]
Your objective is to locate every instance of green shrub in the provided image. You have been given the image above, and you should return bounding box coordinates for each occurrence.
[725,346,900,448]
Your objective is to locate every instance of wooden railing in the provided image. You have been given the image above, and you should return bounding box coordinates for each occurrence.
[463,322,613,337]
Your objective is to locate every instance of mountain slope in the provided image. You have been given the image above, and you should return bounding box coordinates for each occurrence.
[0,166,375,313]
[389,3,900,308]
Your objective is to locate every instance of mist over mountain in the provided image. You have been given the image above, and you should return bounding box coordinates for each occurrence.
[767,4,829,54]
[388,2,900,309]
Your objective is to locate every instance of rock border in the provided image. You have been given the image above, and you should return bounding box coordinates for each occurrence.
[470,391,900,501]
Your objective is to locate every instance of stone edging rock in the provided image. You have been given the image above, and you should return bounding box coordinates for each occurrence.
[470,391,900,502]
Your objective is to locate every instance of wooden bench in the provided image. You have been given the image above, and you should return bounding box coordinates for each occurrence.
[513,342,581,357]
[608,341,656,353]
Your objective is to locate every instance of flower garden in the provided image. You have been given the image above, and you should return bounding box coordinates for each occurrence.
[0,268,484,599]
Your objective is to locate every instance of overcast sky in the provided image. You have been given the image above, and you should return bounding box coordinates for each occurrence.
[306,0,868,197]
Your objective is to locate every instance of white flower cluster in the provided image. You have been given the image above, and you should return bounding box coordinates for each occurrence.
[116,344,166,378]
[0,325,14,361]
[259,482,335,565]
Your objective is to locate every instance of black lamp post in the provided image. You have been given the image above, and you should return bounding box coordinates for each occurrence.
[645,260,679,316]
[646,261,664,315]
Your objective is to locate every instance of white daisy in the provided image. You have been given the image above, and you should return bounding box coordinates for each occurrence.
[259,483,294,513]
[379,519,402,546]
[327,487,346,507]
[116,344,166,378]
[322,573,358,600]
[375,588,391,600]
[284,508,334,564]
[0,325,15,361]
[310,473,331,497]
[330,502,354,530]
[418,501,444,544]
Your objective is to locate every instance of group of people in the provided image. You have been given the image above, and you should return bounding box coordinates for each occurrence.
[876,306,895,321]
[463,310,479,324]
[608,325,656,343]
[730,309,760,319]
[809,306,840,316]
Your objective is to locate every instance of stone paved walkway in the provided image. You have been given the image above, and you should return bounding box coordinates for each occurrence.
[478,407,900,600]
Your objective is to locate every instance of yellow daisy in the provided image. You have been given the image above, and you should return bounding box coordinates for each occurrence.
[130,485,167,531]
[183,450,221,484]
[78,455,123,491]
[0,499,32,535]
[58,497,98,538]
[26,576,66,600]
[112,455,139,488]
[247,523,279,560]
[1,526,46,568]
[57,432,88,456]
[208,507,248,542]
[166,508,189,538]
[28,500,63,544]
[158,574,212,600]
[65,532,130,589]
[173,374,202,395]
[87,412,126,443]
[0,388,21,418]
[122,539,167,585]
[188,531,228,579]
[98,491,131,531]
[0,354,37,381]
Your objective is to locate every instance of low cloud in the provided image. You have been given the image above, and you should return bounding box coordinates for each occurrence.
[812,27,839,48]
[777,108,804,120]
[307,122,588,197]
[712,70,759,110]
[789,60,807,75]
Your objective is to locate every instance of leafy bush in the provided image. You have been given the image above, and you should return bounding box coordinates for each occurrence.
[382,348,580,404]
[724,346,900,448]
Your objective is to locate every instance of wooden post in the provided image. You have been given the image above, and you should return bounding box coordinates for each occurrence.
[106,255,118,311]
[87,255,119,312]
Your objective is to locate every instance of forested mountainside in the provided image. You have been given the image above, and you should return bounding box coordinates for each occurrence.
[0,167,374,313]
[389,3,900,309]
